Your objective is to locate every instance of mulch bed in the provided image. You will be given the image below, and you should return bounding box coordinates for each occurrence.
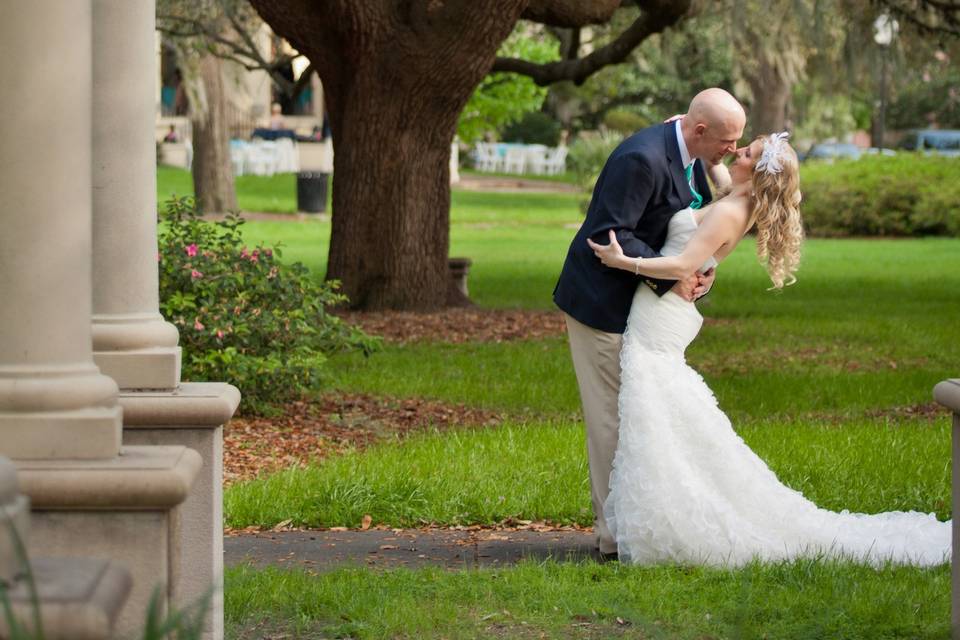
[864,402,948,421]
[336,308,568,344]
[224,393,503,485]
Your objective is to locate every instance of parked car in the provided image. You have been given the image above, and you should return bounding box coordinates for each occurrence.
[897,129,960,156]
[802,142,863,162]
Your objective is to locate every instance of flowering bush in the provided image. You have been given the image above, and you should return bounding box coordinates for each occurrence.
[158,196,378,415]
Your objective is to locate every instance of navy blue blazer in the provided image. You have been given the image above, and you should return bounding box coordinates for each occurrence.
[553,123,713,334]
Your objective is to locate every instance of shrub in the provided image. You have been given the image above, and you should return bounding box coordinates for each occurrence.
[567,131,624,212]
[501,111,562,146]
[158,196,378,415]
[800,154,960,237]
[602,109,649,135]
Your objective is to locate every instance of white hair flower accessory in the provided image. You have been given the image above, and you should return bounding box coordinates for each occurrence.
[755,131,790,175]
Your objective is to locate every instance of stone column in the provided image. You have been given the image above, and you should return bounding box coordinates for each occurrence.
[91,0,181,391]
[0,0,122,460]
[933,379,960,640]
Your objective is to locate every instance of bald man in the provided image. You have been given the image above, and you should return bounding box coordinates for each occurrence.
[553,88,746,558]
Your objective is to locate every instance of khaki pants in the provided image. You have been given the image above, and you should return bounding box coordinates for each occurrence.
[564,313,622,554]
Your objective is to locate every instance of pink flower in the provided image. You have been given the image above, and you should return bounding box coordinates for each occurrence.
[185,244,198,257]
[249,251,260,263]
[191,269,203,279]
[264,249,273,258]
[240,247,249,259]
[193,319,205,331]
[216,329,224,339]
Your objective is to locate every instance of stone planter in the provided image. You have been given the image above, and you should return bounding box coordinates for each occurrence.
[449,257,473,297]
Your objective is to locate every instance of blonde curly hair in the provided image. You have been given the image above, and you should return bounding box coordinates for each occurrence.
[749,135,804,289]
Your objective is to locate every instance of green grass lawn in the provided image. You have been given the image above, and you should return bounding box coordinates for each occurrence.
[158,166,318,214]
[227,560,949,639]
[159,168,960,638]
[225,417,949,530]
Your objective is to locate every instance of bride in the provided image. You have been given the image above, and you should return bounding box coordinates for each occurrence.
[587,132,950,567]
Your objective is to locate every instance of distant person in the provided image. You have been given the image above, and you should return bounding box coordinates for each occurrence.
[162,124,179,143]
[268,103,285,130]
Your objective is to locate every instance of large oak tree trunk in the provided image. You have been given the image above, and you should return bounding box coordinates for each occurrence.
[251,0,526,310]
[326,81,455,309]
[746,55,792,137]
[190,53,237,214]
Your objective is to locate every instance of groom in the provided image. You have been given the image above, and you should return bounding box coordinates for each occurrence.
[553,88,746,558]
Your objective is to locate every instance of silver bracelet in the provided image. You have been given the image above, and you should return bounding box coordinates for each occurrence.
[634,257,642,275]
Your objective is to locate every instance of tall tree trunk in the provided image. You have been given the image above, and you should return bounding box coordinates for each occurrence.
[746,55,792,137]
[251,0,527,310]
[326,79,455,310]
[189,53,237,214]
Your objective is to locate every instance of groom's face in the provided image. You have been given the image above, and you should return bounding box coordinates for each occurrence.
[699,121,743,165]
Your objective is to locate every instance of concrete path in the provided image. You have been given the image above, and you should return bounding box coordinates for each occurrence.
[225,529,600,571]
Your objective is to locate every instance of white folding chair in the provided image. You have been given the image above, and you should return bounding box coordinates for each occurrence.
[525,145,549,175]
[503,146,526,174]
[229,141,246,177]
[543,146,568,175]
[474,143,501,172]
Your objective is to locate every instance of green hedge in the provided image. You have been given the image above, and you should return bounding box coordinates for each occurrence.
[800,154,959,237]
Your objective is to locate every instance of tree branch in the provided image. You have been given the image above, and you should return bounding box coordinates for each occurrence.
[158,11,305,98]
[521,0,622,27]
[493,0,692,85]
[290,62,315,100]
[875,0,960,35]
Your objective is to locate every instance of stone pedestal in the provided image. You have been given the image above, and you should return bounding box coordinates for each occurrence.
[934,379,960,640]
[2,558,131,640]
[0,458,30,583]
[91,0,181,391]
[16,446,202,638]
[121,383,240,640]
[0,456,131,640]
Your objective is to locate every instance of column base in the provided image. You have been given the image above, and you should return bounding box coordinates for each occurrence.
[93,346,182,391]
[121,382,240,640]
[3,558,131,640]
[15,445,201,638]
[0,406,121,460]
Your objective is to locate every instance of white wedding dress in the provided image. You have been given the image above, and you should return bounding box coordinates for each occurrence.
[603,208,951,567]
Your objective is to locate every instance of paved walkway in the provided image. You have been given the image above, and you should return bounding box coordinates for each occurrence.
[225,529,600,571]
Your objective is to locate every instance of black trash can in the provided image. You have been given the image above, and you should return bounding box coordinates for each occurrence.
[296,171,329,213]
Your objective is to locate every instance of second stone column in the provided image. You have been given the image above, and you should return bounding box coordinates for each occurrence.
[91,0,181,390]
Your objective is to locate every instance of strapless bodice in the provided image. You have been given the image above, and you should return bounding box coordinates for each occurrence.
[661,208,718,273]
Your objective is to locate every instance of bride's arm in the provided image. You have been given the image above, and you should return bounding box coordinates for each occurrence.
[587,204,741,279]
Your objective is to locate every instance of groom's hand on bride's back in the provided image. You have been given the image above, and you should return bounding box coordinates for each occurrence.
[670,268,715,302]
[694,268,716,300]
[670,274,700,302]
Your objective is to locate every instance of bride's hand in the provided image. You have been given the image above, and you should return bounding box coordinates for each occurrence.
[587,230,628,270]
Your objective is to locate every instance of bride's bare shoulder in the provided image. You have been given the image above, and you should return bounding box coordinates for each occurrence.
[703,198,749,228]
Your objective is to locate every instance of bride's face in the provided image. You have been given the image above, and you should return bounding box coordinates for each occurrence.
[729,139,762,184]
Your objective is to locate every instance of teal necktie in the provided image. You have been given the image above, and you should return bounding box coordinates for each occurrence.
[685,164,703,210]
